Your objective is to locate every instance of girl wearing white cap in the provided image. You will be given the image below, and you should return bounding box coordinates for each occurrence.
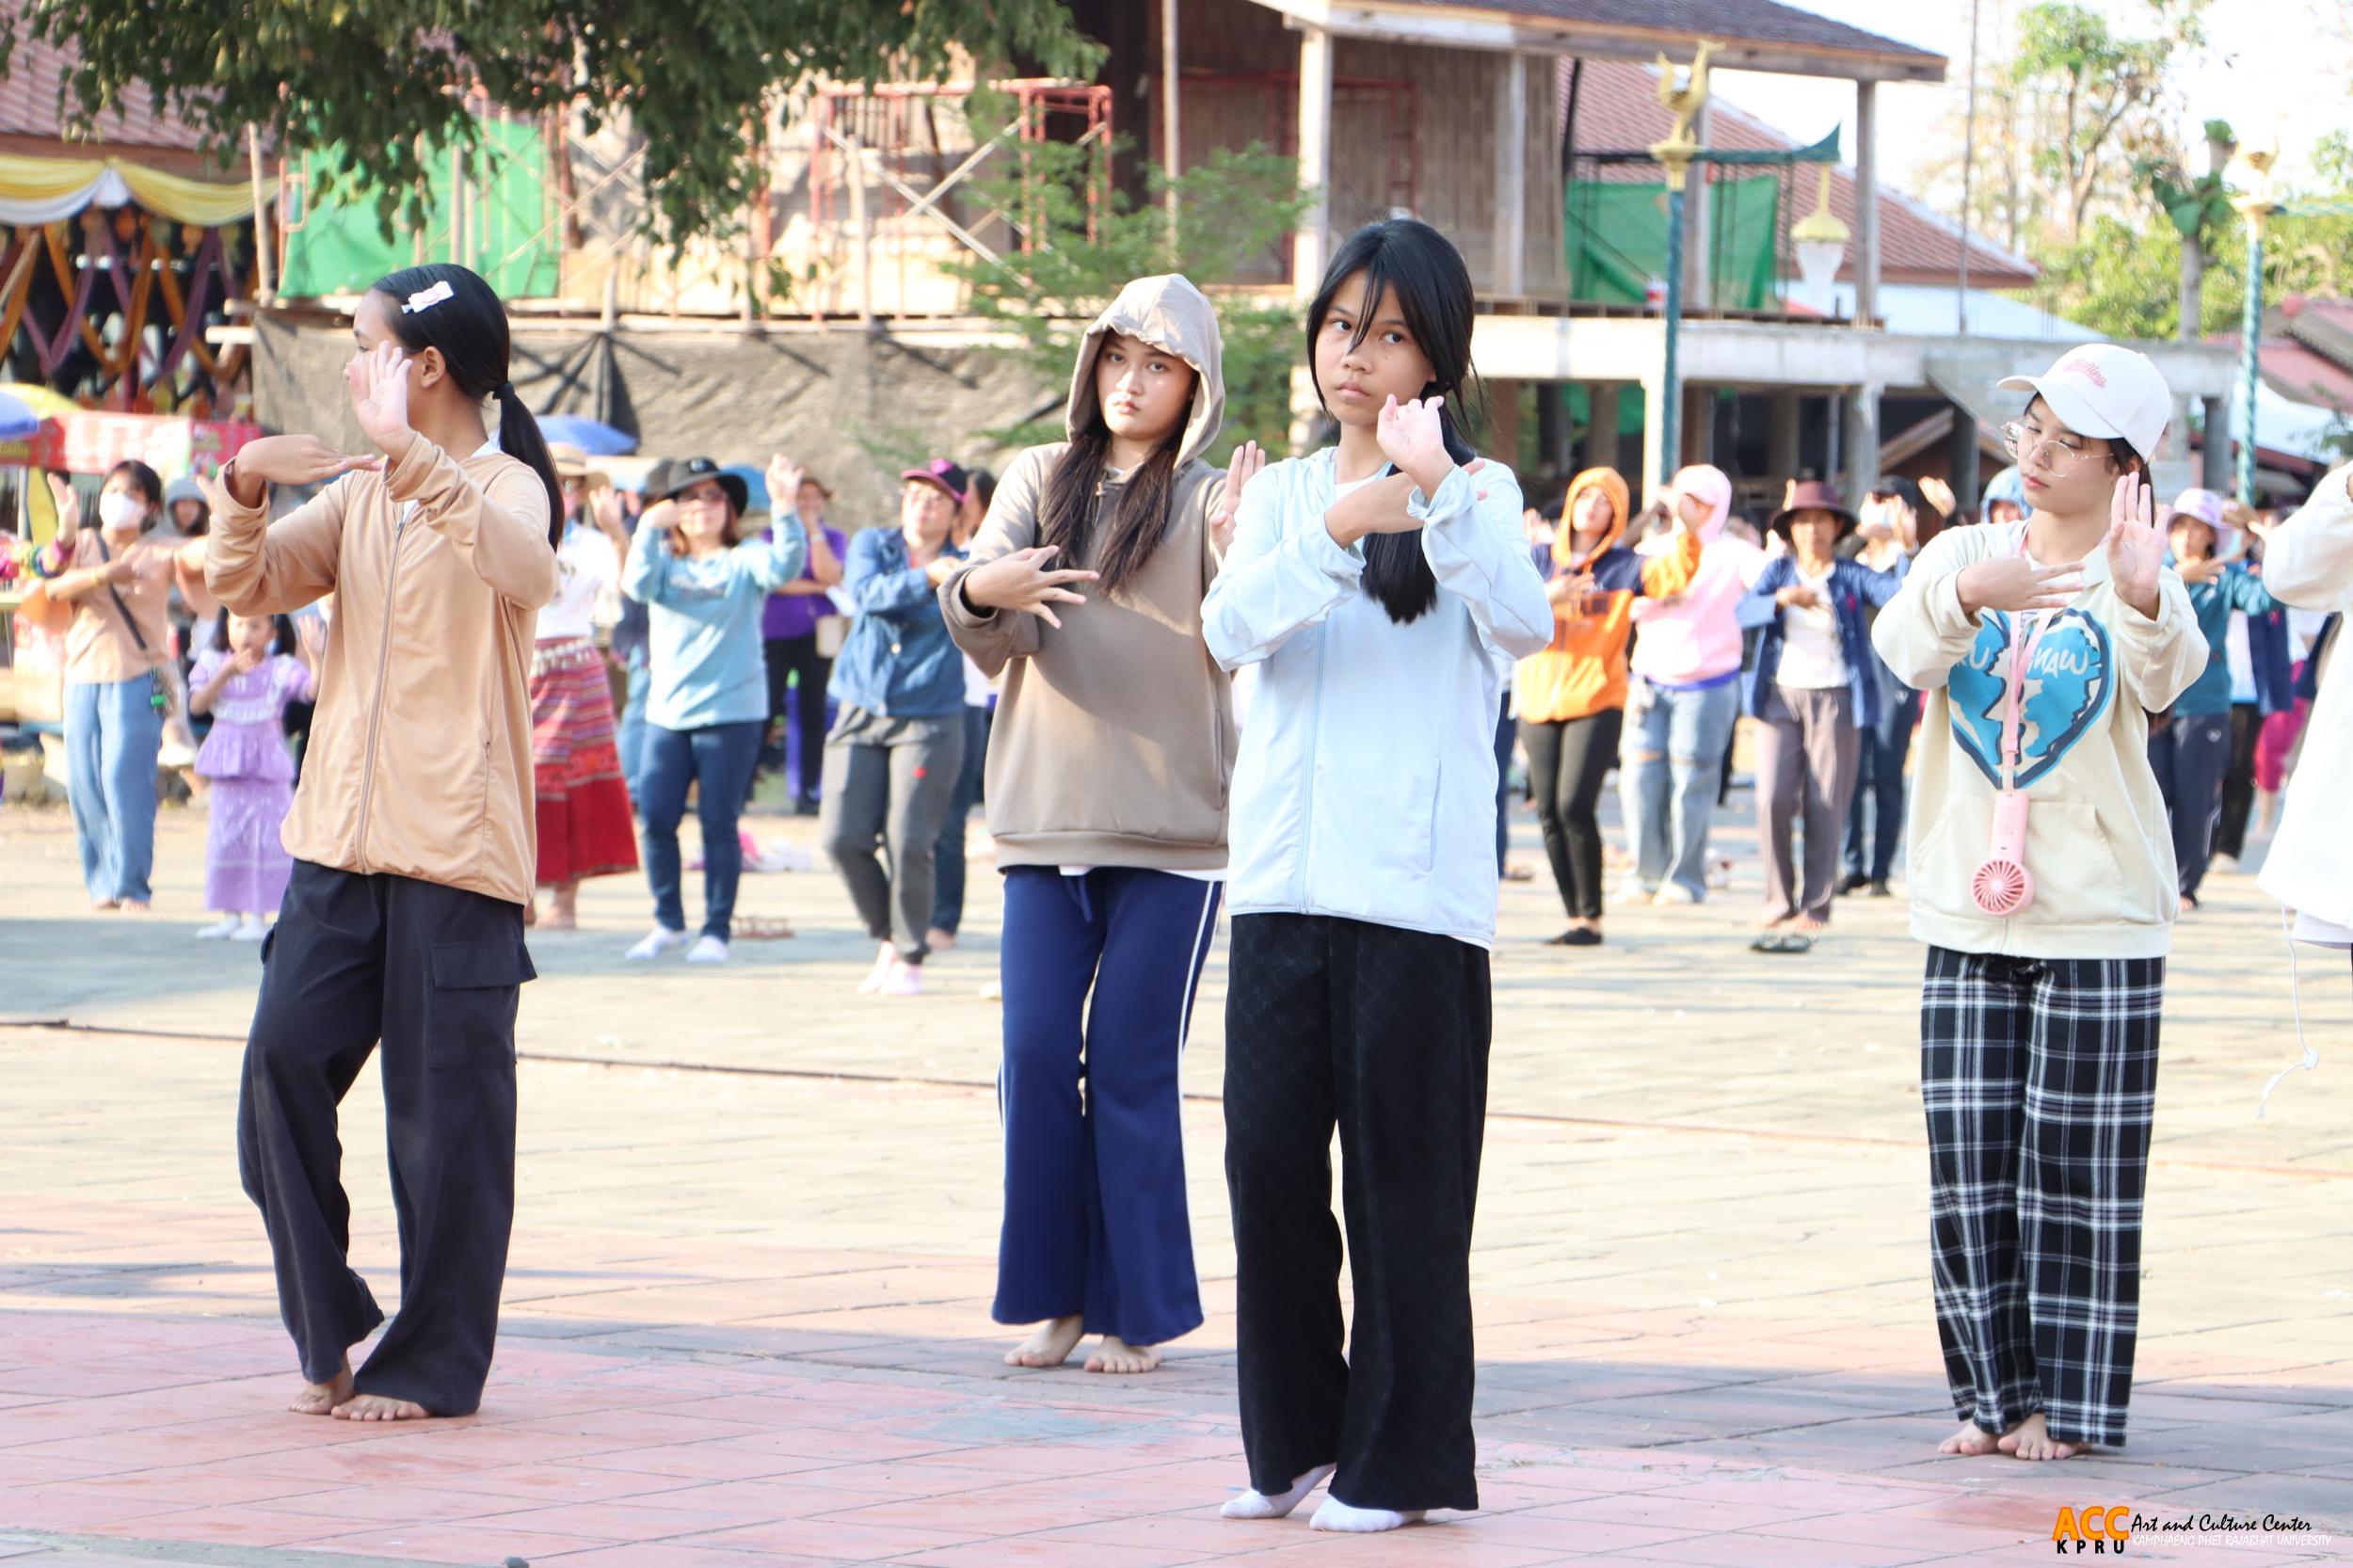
[1872,344,2206,1461]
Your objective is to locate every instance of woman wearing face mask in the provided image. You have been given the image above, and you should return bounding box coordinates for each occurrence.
[621,456,809,964]
[818,458,971,998]
[1872,345,2203,1464]
[28,460,208,909]
[943,274,1250,1379]
[1513,468,1701,945]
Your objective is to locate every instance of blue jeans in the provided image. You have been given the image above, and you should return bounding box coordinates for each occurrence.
[637,719,762,940]
[931,705,992,936]
[616,649,649,808]
[1844,687,1921,884]
[66,672,165,904]
[1618,675,1739,900]
[994,866,1221,1346]
[1494,697,1515,872]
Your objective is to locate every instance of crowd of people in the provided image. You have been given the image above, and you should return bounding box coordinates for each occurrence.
[8,232,2349,1528]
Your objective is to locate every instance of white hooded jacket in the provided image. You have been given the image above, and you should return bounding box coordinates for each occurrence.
[2257,464,2353,936]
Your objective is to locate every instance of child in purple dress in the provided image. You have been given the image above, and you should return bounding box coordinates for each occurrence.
[190,610,318,939]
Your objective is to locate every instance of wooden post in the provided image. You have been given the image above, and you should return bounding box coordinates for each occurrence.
[246,126,275,304]
[1587,382,1621,475]
[1686,101,1712,311]
[1161,0,1181,244]
[1289,24,1336,452]
[845,130,873,326]
[1768,389,1801,482]
[1853,81,1880,327]
[1492,53,1527,298]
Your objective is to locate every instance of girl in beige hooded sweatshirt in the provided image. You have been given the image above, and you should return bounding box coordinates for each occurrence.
[940,275,1256,1380]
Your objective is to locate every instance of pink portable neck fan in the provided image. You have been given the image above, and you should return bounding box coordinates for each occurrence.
[1971,609,2052,917]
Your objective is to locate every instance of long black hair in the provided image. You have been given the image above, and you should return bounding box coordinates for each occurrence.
[1037,366,1193,598]
[1307,218,1481,624]
[369,263,564,547]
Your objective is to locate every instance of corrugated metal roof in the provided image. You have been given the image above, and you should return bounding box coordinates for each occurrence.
[1413,0,1941,65]
[0,15,214,152]
[1559,57,2035,290]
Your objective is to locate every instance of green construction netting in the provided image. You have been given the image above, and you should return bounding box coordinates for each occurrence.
[1565,176,1782,312]
[279,122,558,299]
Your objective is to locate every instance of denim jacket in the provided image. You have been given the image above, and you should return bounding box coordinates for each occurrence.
[1737,554,1908,728]
[826,527,966,719]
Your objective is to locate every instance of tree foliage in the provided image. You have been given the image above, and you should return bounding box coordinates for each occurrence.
[1,0,1099,245]
[938,116,1310,465]
[2027,205,2353,342]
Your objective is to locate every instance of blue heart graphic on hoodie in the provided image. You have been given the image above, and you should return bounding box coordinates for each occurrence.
[1946,607,2113,788]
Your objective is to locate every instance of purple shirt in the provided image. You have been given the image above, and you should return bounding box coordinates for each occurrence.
[760,521,849,640]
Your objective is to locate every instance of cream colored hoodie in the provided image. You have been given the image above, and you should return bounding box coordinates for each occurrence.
[1871,520,2205,959]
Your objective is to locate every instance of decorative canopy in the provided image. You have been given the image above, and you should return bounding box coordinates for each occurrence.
[0,152,274,226]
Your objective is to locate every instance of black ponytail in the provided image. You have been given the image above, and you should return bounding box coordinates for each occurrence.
[369,263,564,548]
[1306,219,1483,625]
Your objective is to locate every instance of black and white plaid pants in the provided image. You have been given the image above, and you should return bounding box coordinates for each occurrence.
[1921,946,2164,1448]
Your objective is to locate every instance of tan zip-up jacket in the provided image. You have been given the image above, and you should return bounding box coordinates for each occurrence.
[205,434,558,905]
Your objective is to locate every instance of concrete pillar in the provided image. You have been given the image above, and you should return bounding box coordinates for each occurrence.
[1853,82,1881,328]
[1844,382,1882,510]
[2201,394,2233,490]
[1768,389,1801,482]
[1640,375,1671,497]
[1487,380,1522,468]
[1588,382,1622,476]
[1945,399,1980,520]
[1687,101,1713,312]
[1492,53,1528,298]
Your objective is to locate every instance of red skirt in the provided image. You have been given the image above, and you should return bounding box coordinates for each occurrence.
[531,638,638,886]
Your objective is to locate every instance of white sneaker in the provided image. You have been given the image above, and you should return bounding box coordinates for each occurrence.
[856,945,897,995]
[1612,877,1657,905]
[195,917,240,939]
[1653,882,1701,906]
[231,918,269,943]
[686,935,728,965]
[625,926,689,961]
[877,960,925,998]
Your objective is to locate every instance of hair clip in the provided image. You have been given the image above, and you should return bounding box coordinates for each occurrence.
[402,280,455,314]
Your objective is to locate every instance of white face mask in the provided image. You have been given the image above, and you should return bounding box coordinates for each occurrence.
[97,492,147,531]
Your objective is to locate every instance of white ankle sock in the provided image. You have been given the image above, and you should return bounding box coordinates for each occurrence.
[1310,1496,1425,1532]
[1221,1463,1334,1520]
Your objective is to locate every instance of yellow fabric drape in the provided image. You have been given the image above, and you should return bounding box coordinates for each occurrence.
[0,152,276,225]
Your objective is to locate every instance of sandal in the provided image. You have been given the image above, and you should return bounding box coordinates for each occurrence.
[733,915,796,940]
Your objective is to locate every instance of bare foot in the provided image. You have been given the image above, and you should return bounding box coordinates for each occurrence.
[927,927,958,952]
[1996,1412,2085,1461]
[289,1356,354,1416]
[523,899,539,928]
[548,884,579,930]
[120,900,149,914]
[1003,1314,1085,1368]
[332,1392,433,1422]
[1937,1418,2000,1456]
[1790,915,1825,936]
[1085,1335,1160,1374]
[90,897,120,911]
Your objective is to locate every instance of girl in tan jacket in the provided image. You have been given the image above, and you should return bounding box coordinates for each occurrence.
[205,263,560,1422]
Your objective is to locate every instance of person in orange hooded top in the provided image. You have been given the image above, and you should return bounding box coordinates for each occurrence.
[1514,468,1702,944]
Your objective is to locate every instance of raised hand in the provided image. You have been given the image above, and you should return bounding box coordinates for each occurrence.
[641,499,681,541]
[344,342,416,461]
[45,472,82,539]
[1375,394,1454,493]
[589,484,628,541]
[1956,554,2084,617]
[960,544,1099,630]
[1325,472,1424,546]
[1210,441,1266,553]
[1776,582,1824,610]
[2104,471,2164,617]
[766,454,807,514]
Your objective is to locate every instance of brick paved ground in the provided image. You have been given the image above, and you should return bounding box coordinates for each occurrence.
[2,792,2348,1566]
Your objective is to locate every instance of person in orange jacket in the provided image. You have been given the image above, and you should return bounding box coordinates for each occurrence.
[1513,467,1701,944]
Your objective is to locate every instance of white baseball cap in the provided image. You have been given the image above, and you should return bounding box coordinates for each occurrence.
[1998,344,2171,464]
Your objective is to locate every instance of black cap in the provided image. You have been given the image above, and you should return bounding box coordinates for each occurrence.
[645,455,748,515]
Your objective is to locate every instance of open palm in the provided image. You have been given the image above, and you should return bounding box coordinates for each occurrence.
[2104,473,2164,615]
[344,343,415,457]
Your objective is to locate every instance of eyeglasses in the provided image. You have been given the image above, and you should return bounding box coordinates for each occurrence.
[2001,422,2093,478]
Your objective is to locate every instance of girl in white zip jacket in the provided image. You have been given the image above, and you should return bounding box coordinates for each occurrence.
[1201,217,1549,1534]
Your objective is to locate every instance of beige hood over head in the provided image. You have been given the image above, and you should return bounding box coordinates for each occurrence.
[940,273,1239,872]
